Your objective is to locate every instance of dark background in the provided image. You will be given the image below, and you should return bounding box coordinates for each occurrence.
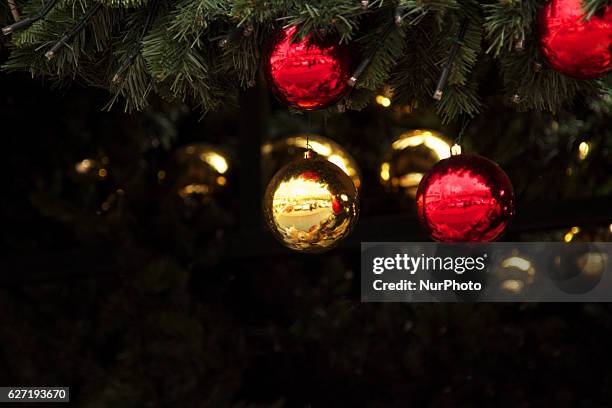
[1,56,612,407]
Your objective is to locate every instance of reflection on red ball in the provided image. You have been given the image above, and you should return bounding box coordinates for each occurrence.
[539,0,612,79]
[416,154,514,242]
[264,25,351,110]
[300,171,320,181]
[332,195,342,215]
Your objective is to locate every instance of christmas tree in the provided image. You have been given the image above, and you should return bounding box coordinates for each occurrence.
[1,0,610,119]
[1,0,612,405]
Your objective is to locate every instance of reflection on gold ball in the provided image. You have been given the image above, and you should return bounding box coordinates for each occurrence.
[380,129,451,201]
[262,134,361,190]
[264,151,359,253]
[498,252,536,294]
[549,244,605,294]
[170,143,229,207]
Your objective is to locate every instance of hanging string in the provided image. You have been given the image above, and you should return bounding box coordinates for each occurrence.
[433,17,469,101]
[306,112,312,151]
[454,114,471,148]
[45,3,102,60]
[2,0,58,35]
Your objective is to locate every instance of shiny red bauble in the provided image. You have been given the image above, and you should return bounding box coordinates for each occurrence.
[539,0,612,79]
[264,25,351,110]
[416,153,514,242]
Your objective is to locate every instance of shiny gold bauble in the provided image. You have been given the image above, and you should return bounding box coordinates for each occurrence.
[261,134,361,190]
[380,129,451,200]
[263,151,359,253]
[169,143,229,207]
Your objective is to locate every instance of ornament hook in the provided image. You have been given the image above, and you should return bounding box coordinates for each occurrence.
[451,144,462,156]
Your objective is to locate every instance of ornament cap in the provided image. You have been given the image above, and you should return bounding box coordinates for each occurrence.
[450,144,462,156]
[304,150,317,159]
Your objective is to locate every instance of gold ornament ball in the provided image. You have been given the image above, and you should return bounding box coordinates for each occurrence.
[380,129,451,201]
[169,143,230,207]
[261,134,361,190]
[264,151,359,253]
[496,252,536,295]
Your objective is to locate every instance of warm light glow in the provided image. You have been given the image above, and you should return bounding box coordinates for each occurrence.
[261,143,273,154]
[380,162,390,181]
[200,152,228,174]
[375,95,391,107]
[391,130,451,160]
[216,176,227,186]
[578,141,590,161]
[75,159,93,174]
[328,154,352,175]
[500,254,535,293]
[157,170,166,180]
[564,226,581,242]
[501,256,535,275]
[307,140,332,157]
[577,252,606,276]
[501,279,524,294]
[98,168,107,178]
[609,224,612,234]
[381,130,453,200]
[398,172,423,188]
[180,183,210,197]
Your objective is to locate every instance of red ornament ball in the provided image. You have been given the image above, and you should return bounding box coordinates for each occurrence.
[416,152,514,242]
[264,25,351,110]
[539,0,612,79]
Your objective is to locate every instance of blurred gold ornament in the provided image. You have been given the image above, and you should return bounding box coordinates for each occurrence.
[380,129,451,201]
[549,243,606,294]
[264,151,359,253]
[498,252,536,294]
[261,134,361,190]
[170,143,230,207]
[72,157,109,181]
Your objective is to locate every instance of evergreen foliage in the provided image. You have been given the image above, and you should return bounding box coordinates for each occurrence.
[0,0,610,121]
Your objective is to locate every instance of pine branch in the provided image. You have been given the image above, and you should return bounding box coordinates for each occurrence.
[4,0,116,88]
[107,0,160,110]
[482,0,542,58]
[1,0,57,35]
[499,43,604,112]
[142,13,226,112]
[98,0,148,7]
[45,2,102,60]
[281,0,385,43]
[582,0,611,19]
[0,0,608,117]
[389,19,442,110]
